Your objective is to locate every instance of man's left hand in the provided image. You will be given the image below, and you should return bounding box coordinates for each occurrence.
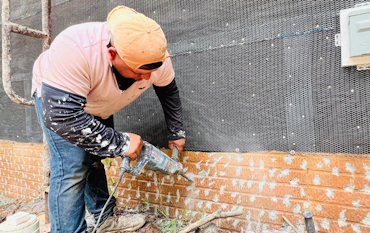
[168,138,186,152]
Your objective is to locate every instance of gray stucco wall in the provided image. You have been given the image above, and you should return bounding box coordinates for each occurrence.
[1,0,370,153]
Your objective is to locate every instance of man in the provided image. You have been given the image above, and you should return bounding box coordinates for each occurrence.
[32,5,185,233]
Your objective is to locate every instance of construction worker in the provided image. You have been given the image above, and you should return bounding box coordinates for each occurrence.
[31,5,185,233]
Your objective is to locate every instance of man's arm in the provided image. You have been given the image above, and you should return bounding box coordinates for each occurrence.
[41,83,132,157]
[153,79,186,150]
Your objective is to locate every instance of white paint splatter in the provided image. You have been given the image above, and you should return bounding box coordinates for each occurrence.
[290,177,299,187]
[236,154,244,163]
[81,128,92,135]
[192,189,200,196]
[205,201,212,209]
[220,185,226,195]
[332,167,339,176]
[212,155,224,167]
[195,161,202,170]
[323,158,331,167]
[249,195,256,202]
[183,156,189,162]
[344,183,355,193]
[284,154,294,165]
[259,160,265,169]
[268,168,277,177]
[126,194,131,203]
[235,167,242,176]
[249,158,255,171]
[303,201,310,209]
[232,219,240,228]
[320,218,330,230]
[269,181,277,190]
[221,203,228,209]
[95,134,102,143]
[293,204,301,214]
[238,180,245,188]
[364,163,370,181]
[338,210,348,227]
[271,196,278,203]
[219,171,226,176]
[346,162,356,175]
[269,210,278,220]
[184,197,191,205]
[136,187,140,198]
[283,195,291,207]
[247,180,253,188]
[166,192,171,203]
[316,161,323,169]
[197,200,203,209]
[300,160,307,170]
[352,200,361,208]
[259,176,266,193]
[101,140,109,147]
[204,189,211,197]
[316,204,322,212]
[313,174,321,185]
[213,194,219,202]
[362,212,370,226]
[271,157,277,163]
[326,188,334,199]
[352,224,362,233]
[300,187,306,197]
[155,188,160,201]
[278,168,290,178]
[108,145,117,151]
[361,185,370,194]
[232,179,238,187]
[231,192,238,198]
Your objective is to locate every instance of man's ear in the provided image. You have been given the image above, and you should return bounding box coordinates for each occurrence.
[107,47,118,61]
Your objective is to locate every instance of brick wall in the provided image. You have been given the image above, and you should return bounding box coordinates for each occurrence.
[0,140,44,200]
[0,140,369,232]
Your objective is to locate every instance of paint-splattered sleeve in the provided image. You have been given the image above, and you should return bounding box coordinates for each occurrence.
[40,83,130,157]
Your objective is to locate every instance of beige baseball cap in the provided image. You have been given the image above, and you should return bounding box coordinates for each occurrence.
[107,6,167,74]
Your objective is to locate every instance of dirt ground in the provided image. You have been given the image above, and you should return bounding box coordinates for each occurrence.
[0,195,224,233]
[1,195,298,233]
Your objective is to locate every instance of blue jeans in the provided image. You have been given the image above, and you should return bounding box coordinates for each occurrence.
[34,95,116,233]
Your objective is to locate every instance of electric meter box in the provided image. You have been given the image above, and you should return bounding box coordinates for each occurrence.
[339,3,370,69]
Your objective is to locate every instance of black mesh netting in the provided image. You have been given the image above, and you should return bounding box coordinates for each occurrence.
[1,0,369,153]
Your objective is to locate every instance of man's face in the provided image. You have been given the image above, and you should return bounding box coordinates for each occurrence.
[113,55,152,81]
[108,47,152,81]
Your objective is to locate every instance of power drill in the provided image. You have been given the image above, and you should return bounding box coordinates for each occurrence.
[92,141,193,233]
[122,141,193,182]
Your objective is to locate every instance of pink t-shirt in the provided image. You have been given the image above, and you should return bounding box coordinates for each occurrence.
[32,22,175,119]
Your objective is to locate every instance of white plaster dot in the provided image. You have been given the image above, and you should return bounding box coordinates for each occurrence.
[351,89,355,93]
[338,210,348,227]
[313,175,321,185]
[320,218,330,230]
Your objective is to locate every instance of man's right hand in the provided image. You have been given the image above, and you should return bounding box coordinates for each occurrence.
[126,133,143,160]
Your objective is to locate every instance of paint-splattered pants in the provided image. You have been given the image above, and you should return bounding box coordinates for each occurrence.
[34,95,116,233]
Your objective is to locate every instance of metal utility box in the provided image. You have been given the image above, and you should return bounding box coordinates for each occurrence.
[339,3,370,69]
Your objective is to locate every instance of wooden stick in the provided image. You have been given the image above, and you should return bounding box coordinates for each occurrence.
[178,209,243,233]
